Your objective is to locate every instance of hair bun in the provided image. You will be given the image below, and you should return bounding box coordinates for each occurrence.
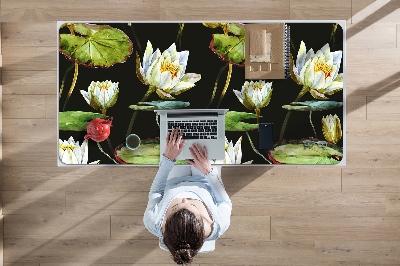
[174,247,193,264]
[179,242,191,250]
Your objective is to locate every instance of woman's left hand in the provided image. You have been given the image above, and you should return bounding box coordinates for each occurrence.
[164,127,186,161]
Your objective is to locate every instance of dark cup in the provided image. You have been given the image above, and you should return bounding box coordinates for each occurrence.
[126,134,141,150]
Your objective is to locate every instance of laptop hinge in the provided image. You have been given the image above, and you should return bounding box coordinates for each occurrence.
[167,112,219,118]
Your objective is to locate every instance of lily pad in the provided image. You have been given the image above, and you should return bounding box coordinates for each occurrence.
[115,139,188,165]
[129,101,190,111]
[210,34,245,65]
[227,23,245,36]
[282,101,343,111]
[269,140,343,164]
[225,111,259,131]
[60,23,133,68]
[59,111,103,131]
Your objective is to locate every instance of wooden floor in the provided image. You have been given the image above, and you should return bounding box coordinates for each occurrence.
[2,0,400,265]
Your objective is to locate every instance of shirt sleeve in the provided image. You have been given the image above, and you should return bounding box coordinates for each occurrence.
[205,167,232,237]
[143,154,175,237]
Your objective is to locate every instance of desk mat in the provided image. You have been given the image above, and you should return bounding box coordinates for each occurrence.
[58,21,345,165]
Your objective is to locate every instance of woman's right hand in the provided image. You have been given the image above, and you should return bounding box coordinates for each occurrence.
[185,143,212,175]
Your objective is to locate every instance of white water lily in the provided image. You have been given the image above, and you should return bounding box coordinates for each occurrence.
[214,136,252,164]
[59,136,100,164]
[80,80,119,115]
[296,42,343,99]
[321,114,342,144]
[292,41,343,100]
[233,80,273,111]
[139,40,201,99]
[291,41,315,85]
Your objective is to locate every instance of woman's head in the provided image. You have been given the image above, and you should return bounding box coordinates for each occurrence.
[163,208,206,264]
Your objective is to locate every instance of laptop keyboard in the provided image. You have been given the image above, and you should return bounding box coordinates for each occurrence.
[168,120,218,139]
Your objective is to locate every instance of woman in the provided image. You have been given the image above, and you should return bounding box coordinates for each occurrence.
[144,127,232,264]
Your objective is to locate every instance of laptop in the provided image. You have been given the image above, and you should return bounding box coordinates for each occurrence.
[155,109,228,160]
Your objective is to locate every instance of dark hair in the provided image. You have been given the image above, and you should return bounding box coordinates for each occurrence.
[163,208,206,264]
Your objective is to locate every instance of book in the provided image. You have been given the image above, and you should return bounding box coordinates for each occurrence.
[244,23,290,79]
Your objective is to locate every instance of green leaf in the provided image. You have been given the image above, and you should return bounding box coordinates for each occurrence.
[225,111,259,131]
[115,139,188,164]
[59,111,103,131]
[129,100,190,111]
[282,100,343,111]
[203,22,227,29]
[210,34,245,65]
[227,23,245,36]
[60,23,133,68]
[269,140,343,164]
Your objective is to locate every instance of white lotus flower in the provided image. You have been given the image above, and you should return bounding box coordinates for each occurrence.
[293,41,343,100]
[212,136,252,164]
[59,136,99,164]
[291,41,315,85]
[321,114,342,144]
[233,80,273,111]
[80,80,119,114]
[139,41,201,99]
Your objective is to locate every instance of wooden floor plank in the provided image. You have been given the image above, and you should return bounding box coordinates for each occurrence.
[0,0,160,22]
[386,194,400,216]
[347,23,397,48]
[1,71,56,95]
[290,0,351,20]
[351,0,400,25]
[346,143,400,168]
[2,95,46,119]
[4,214,110,240]
[316,240,400,264]
[397,23,400,48]
[65,191,148,216]
[4,263,39,266]
[2,119,55,143]
[2,52,56,72]
[346,120,400,144]
[2,166,156,192]
[272,216,400,241]
[346,95,367,119]
[231,192,386,217]
[2,141,57,167]
[222,166,341,194]
[160,0,290,20]
[346,49,400,96]
[351,0,376,24]
[342,168,400,193]
[1,22,56,46]
[2,46,54,58]
[2,191,65,215]
[367,96,400,120]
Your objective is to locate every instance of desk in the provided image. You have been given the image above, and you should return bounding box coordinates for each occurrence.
[58,21,345,165]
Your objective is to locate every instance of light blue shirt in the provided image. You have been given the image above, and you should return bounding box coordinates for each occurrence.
[143,155,232,241]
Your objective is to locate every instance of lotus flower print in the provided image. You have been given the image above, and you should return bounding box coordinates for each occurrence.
[233,80,273,123]
[321,114,342,144]
[291,41,315,85]
[138,41,201,99]
[292,41,343,100]
[59,136,99,164]
[220,136,253,164]
[80,80,119,116]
